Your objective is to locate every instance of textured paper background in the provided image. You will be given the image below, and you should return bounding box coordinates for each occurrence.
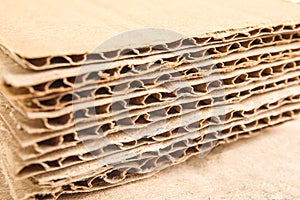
[1,0,300,57]
[0,161,10,200]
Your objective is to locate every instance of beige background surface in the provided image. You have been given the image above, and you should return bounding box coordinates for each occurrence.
[0,160,10,200]
[1,118,300,200]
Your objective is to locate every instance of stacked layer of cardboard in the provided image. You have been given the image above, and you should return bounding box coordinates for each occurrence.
[0,0,300,199]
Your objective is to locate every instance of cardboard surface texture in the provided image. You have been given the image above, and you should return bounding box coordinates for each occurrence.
[0,0,299,58]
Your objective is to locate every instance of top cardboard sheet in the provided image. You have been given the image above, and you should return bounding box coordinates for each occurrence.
[1,0,300,60]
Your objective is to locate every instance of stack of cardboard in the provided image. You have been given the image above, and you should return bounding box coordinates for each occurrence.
[0,0,300,199]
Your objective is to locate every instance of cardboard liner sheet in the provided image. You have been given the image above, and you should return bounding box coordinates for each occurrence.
[0,0,300,63]
[1,23,300,71]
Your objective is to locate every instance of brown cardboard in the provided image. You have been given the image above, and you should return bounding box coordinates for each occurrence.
[2,83,299,161]
[2,41,300,116]
[16,102,300,182]
[13,55,300,119]
[1,35,300,89]
[1,117,300,200]
[1,109,299,199]
[2,85,300,180]
[8,68,300,135]
[1,0,300,59]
